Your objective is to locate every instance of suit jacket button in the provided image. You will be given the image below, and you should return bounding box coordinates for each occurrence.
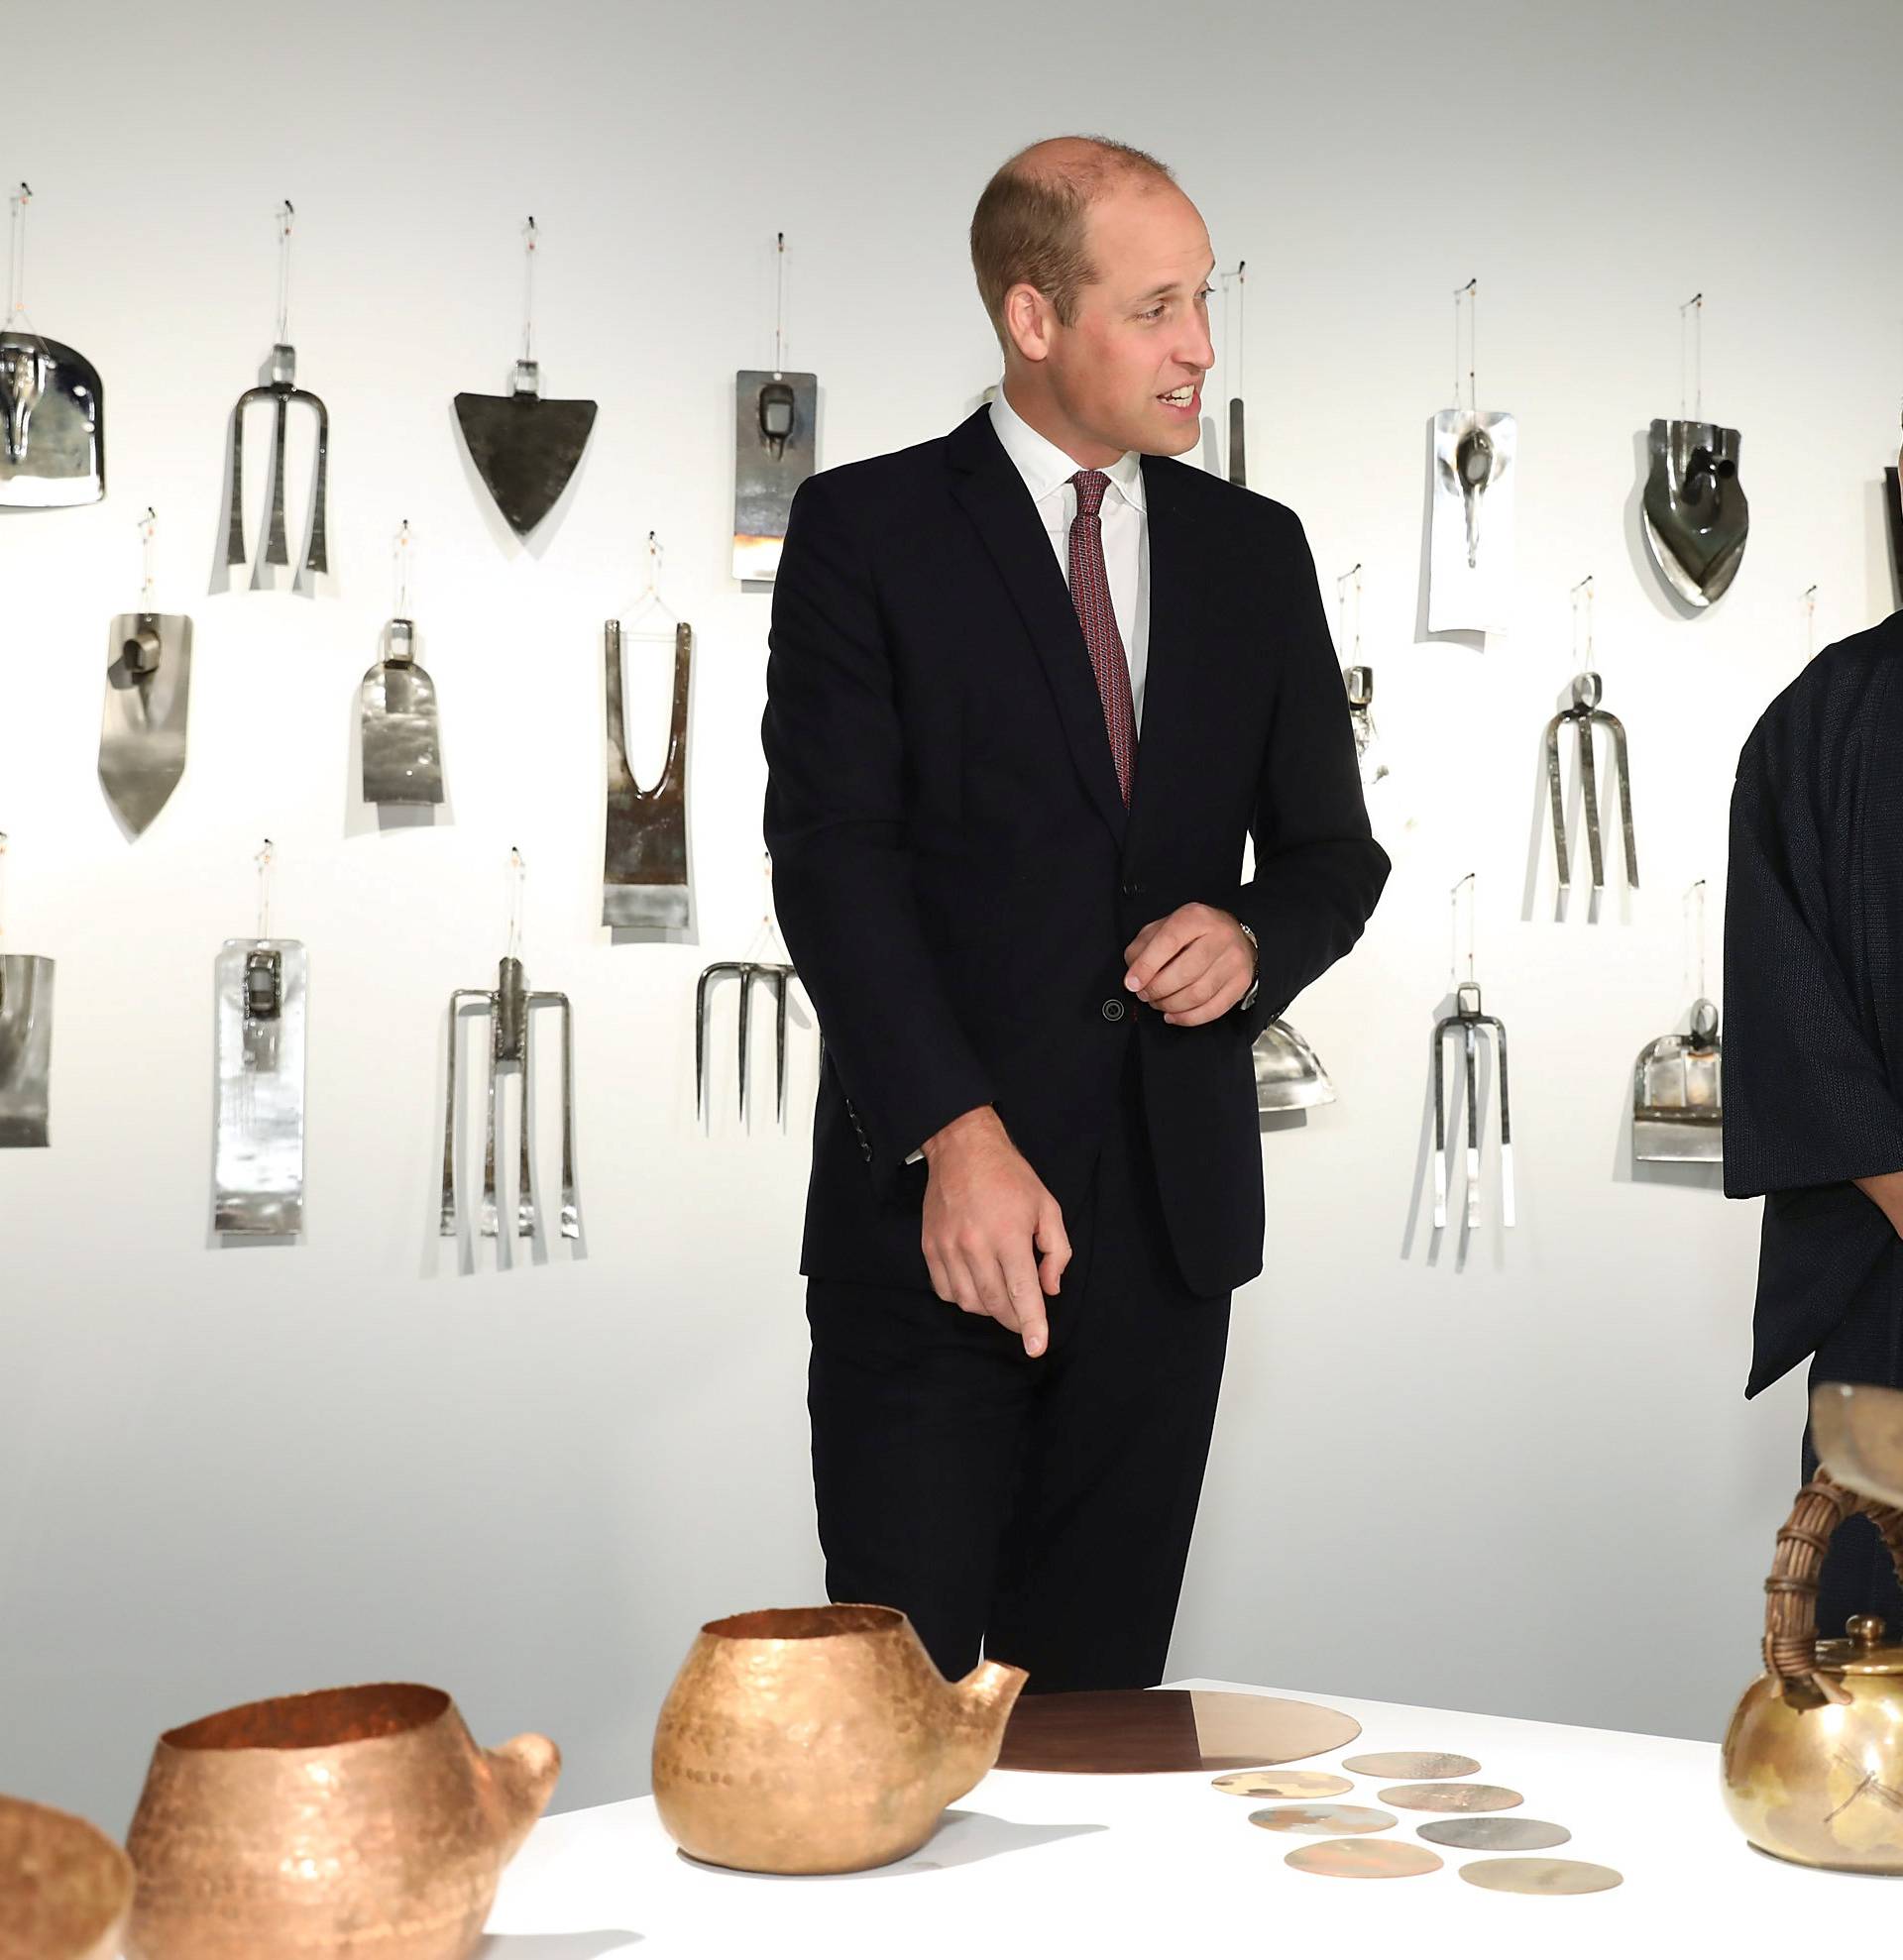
[1120,879,1146,897]
[1101,997,1127,1023]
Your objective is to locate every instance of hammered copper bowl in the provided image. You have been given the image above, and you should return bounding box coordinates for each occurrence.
[0,1792,135,1960]
[125,1681,560,1960]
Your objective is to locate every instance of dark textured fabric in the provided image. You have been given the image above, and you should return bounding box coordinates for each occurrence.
[1065,469,1138,804]
[805,1051,1231,1689]
[761,403,1390,1298]
[1724,607,1903,1399]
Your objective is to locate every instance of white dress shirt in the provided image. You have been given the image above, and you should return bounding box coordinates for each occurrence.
[987,382,1151,731]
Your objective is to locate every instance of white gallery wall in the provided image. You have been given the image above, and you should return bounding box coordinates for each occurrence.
[4,0,1901,1827]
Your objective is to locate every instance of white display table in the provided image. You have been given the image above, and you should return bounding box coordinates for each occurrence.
[480,1675,1892,1957]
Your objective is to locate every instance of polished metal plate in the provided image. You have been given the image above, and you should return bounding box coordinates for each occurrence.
[1284,1838,1442,1879]
[1458,1856,1623,1895]
[1211,1770,1352,1799]
[1418,1816,1571,1851]
[1342,1752,1480,1781]
[998,1689,1360,1774]
[1379,1783,1522,1812]
[1249,1804,1397,1836]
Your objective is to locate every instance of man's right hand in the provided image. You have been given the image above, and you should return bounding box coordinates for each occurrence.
[920,1107,1071,1357]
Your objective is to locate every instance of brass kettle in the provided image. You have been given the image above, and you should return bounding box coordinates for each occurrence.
[652,1603,1027,1874]
[1723,1415,1903,1872]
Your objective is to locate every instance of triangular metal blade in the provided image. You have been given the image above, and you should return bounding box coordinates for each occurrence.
[1252,1018,1338,1114]
[0,954,55,1146]
[99,613,191,836]
[454,390,597,538]
[361,658,444,805]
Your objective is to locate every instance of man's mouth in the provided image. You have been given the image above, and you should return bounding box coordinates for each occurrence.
[1157,384,1199,408]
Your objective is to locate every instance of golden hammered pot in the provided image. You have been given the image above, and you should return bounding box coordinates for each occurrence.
[0,1792,136,1960]
[125,1681,560,1960]
[1722,1462,1903,1873]
[652,1602,1028,1874]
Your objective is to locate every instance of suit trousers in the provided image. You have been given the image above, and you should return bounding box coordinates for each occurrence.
[805,1046,1234,1690]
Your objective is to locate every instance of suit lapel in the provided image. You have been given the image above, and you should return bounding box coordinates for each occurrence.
[947,407,1128,848]
[1124,450,1197,856]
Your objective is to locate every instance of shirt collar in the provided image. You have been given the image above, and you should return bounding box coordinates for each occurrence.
[988,381,1147,514]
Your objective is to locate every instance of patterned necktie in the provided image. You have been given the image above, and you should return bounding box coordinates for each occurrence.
[1066,469,1137,805]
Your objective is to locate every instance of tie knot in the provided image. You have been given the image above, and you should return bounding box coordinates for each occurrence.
[1069,469,1110,519]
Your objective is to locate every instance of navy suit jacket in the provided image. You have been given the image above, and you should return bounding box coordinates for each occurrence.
[761,402,1389,1298]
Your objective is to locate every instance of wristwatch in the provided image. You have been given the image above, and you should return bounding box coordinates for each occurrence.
[1235,920,1260,1014]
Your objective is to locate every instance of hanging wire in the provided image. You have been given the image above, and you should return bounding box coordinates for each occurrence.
[256,838,275,939]
[1452,277,1478,411]
[275,200,295,343]
[394,518,411,615]
[746,850,791,962]
[1570,573,1595,668]
[520,216,537,365]
[1804,583,1819,661]
[6,182,32,331]
[1679,291,1704,420]
[772,231,787,379]
[1685,879,1708,1001]
[505,847,526,961]
[1334,563,1363,662]
[1450,871,1477,986]
[138,507,158,608]
[624,528,678,636]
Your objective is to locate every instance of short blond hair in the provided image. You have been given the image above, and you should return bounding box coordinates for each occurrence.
[969,136,1177,352]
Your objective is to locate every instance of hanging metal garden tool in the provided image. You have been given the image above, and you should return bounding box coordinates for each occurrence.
[454,217,598,542]
[440,851,579,1250]
[224,202,330,589]
[1252,1020,1336,1115]
[603,532,691,926]
[1641,295,1747,606]
[213,840,308,1234]
[734,233,818,582]
[1221,262,1247,488]
[1543,582,1637,897]
[360,520,444,806]
[1633,883,1723,1165]
[1427,279,1515,634]
[1432,874,1514,1231]
[697,857,804,1122]
[100,508,192,836]
[0,833,55,1148]
[0,183,105,507]
[1335,564,1388,789]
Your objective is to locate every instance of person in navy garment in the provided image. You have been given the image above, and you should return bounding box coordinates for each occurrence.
[761,134,1389,1690]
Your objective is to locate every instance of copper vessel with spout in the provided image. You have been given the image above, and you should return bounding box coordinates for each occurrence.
[0,1792,135,1960]
[125,1682,559,1960]
[652,1603,1028,1874]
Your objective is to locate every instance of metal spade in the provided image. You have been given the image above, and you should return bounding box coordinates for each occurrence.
[0,331,104,507]
[455,359,597,540]
[733,369,818,581]
[1642,418,1747,605]
[1632,997,1722,1164]
[0,834,53,1147]
[213,938,308,1234]
[1253,1020,1337,1115]
[603,618,691,926]
[361,617,444,806]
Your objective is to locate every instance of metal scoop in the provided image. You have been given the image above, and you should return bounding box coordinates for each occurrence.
[0,834,54,1146]
[361,617,443,806]
[1253,1020,1337,1115]
[1632,998,1721,1164]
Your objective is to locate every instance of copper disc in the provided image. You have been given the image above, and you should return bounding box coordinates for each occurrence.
[998,1689,1360,1774]
[1211,1770,1353,1799]
[1285,1838,1443,1879]
[1459,1856,1623,1895]
[1250,1803,1397,1836]
[1379,1782,1522,1812]
[1418,1816,1571,1851]
[1342,1751,1480,1780]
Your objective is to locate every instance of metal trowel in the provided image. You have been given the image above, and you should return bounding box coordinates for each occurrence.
[1,185,105,508]
[360,522,444,806]
[99,511,191,836]
[0,834,54,1147]
[213,937,308,1234]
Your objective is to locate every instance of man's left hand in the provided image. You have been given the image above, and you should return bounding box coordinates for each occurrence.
[1123,904,1257,1027]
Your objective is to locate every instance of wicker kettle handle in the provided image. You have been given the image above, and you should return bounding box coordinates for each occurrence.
[1764,1470,1903,1702]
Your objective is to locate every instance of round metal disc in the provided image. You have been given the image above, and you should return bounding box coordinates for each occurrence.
[1211,1770,1353,1798]
[1249,1803,1398,1836]
[1379,1782,1523,1812]
[998,1688,1360,1774]
[1459,1856,1623,1895]
[1285,1838,1443,1880]
[1418,1816,1572,1851]
[1342,1751,1481,1780]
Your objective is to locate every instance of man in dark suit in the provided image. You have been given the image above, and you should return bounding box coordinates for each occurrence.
[761,134,1389,1692]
